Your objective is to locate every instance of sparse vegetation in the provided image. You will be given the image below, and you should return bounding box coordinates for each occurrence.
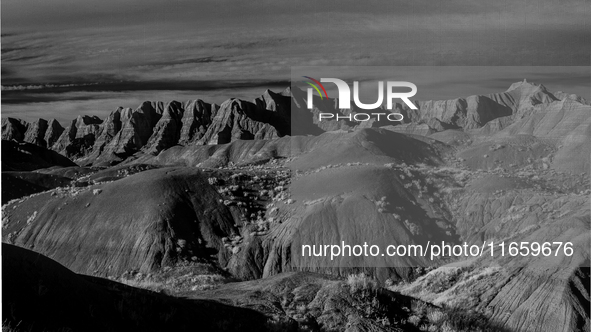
[375,196,389,213]
[404,219,422,235]
[347,273,378,294]
[119,263,231,294]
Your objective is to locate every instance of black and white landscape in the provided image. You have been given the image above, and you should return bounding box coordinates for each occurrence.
[1,1,590,332]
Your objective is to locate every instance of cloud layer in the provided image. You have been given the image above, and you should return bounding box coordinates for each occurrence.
[1,0,589,121]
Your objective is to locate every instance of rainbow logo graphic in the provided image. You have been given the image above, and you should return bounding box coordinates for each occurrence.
[302,76,328,99]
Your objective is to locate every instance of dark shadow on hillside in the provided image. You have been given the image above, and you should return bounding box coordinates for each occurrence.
[2,243,272,332]
[2,140,77,171]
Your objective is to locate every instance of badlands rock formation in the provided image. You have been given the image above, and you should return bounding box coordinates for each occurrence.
[2,81,589,174]
[2,81,589,332]
[3,168,239,276]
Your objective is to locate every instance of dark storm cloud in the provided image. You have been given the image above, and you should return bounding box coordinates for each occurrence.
[135,57,229,68]
[1,79,290,104]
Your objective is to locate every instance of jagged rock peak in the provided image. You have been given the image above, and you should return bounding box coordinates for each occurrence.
[178,99,218,144]
[161,101,184,119]
[502,79,557,108]
[23,118,49,147]
[45,119,65,148]
[554,91,590,105]
[280,86,293,97]
[506,79,549,93]
[1,117,28,141]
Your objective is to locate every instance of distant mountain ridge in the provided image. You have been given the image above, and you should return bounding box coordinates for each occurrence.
[2,89,292,166]
[2,80,589,168]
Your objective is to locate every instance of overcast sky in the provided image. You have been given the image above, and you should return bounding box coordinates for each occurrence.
[1,0,590,123]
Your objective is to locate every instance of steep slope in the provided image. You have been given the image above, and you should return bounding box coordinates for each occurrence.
[2,117,64,147]
[455,98,591,174]
[492,98,590,140]
[490,98,591,174]
[2,167,240,277]
[228,164,454,282]
[51,115,103,158]
[178,99,219,144]
[388,165,590,332]
[1,117,28,141]
[2,243,271,332]
[553,119,591,173]
[3,243,124,332]
[44,119,65,147]
[142,101,185,154]
[83,102,163,165]
[22,118,49,147]
[197,89,290,145]
[1,139,77,171]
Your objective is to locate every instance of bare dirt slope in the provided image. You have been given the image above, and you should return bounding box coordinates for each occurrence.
[2,167,240,277]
